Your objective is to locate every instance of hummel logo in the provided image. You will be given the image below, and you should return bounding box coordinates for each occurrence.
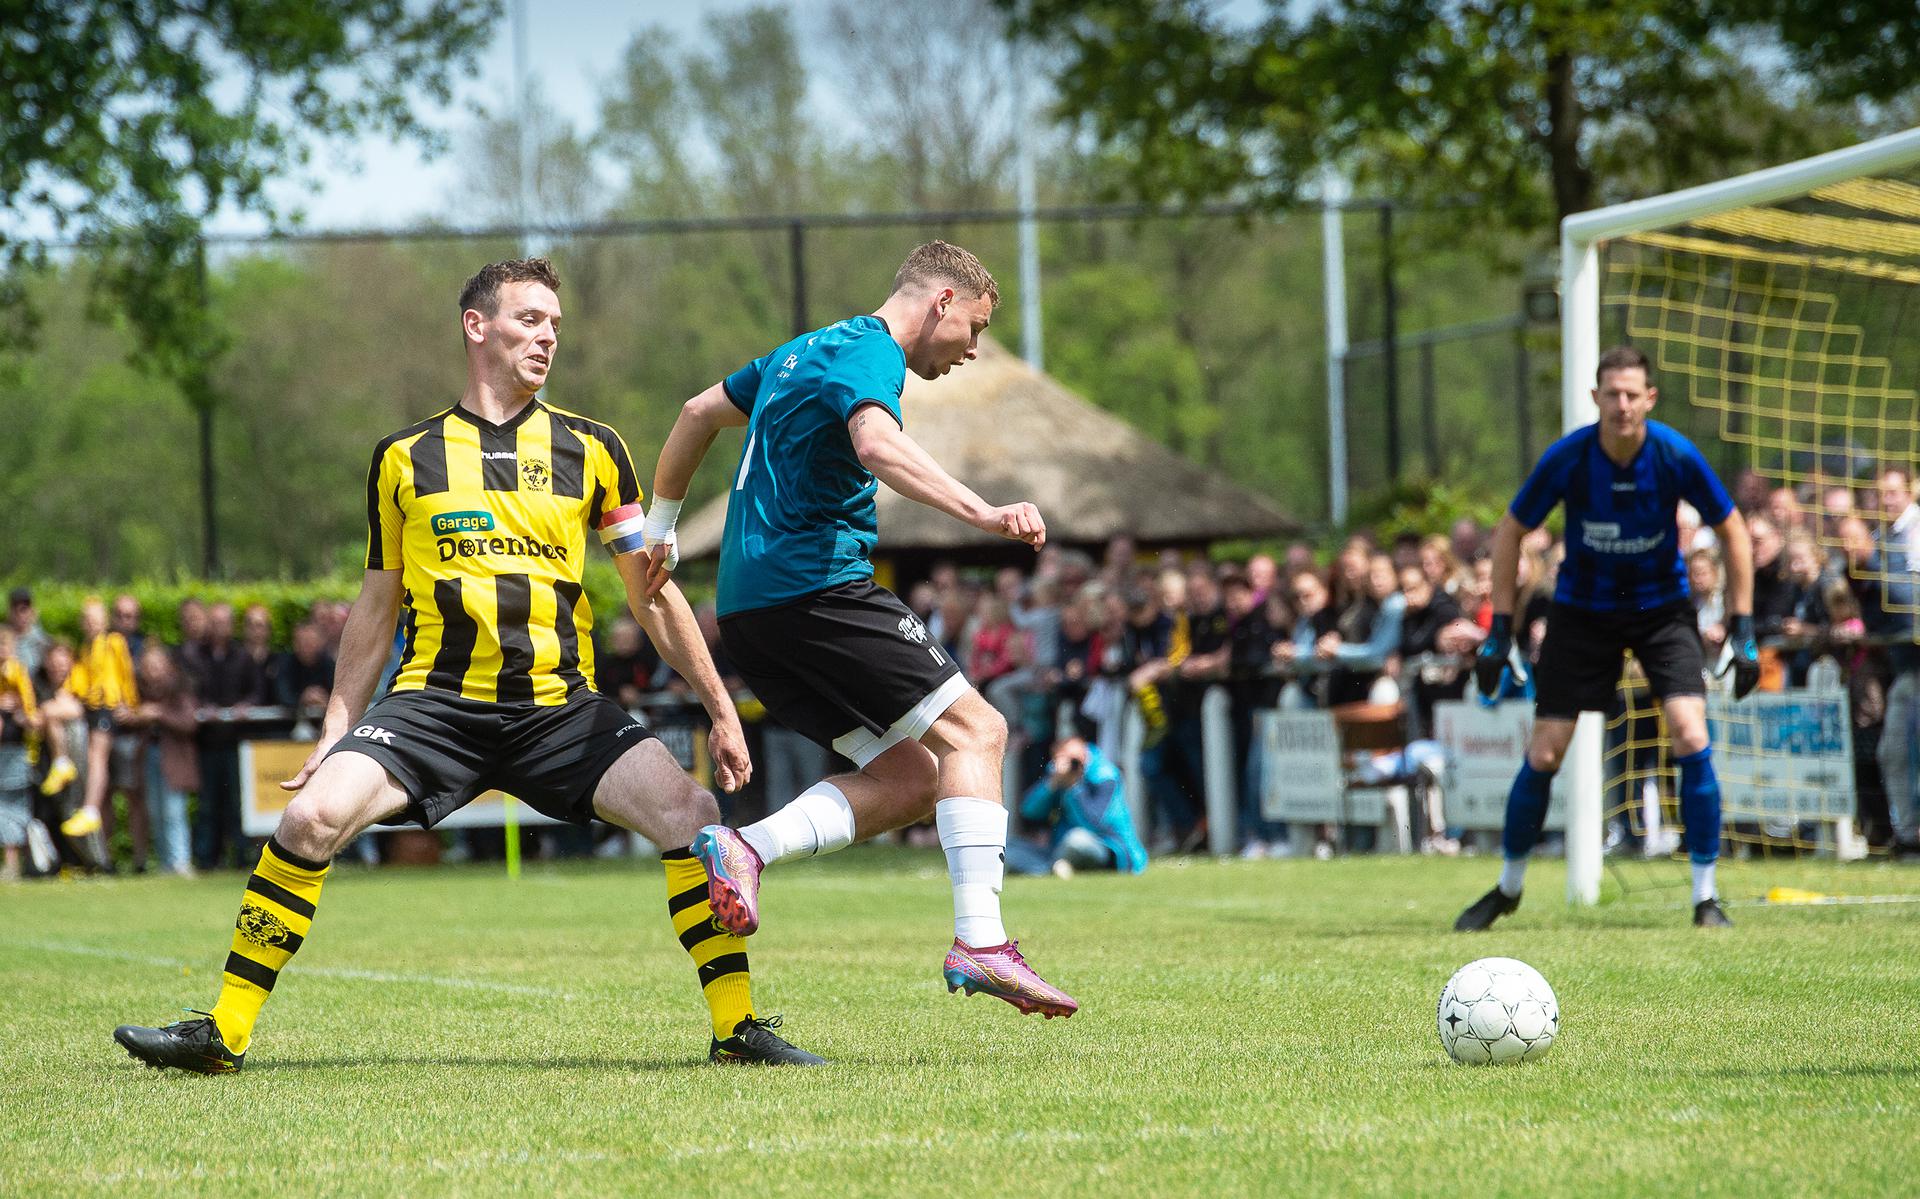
[1611,482,1637,491]
[353,724,396,745]
[480,451,516,461]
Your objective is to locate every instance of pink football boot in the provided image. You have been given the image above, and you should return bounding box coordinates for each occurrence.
[943,939,1079,1019]
[691,825,763,936]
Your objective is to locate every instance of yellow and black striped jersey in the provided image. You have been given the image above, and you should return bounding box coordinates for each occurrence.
[70,633,137,711]
[366,400,643,705]
[0,658,38,746]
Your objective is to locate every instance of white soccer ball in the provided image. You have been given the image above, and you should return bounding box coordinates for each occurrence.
[1436,957,1558,1065]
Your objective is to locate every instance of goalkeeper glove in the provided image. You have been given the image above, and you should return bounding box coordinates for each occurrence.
[1474,615,1513,701]
[1719,613,1760,700]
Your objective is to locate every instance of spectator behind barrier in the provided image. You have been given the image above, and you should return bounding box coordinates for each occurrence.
[0,626,42,881]
[1395,562,1478,738]
[1857,466,1920,854]
[1319,551,1404,706]
[1750,517,1789,628]
[1766,485,1803,536]
[132,643,198,876]
[1689,548,1727,657]
[187,601,259,870]
[270,622,337,722]
[8,587,51,678]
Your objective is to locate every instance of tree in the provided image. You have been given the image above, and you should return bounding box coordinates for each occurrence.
[456,83,602,229]
[1,2,493,376]
[1006,0,1920,228]
[822,0,1019,210]
[684,7,826,217]
[599,32,703,218]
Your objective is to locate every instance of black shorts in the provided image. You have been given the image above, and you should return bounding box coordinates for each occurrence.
[721,580,968,768]
[84,707,115,735]
[323,688,656,829]
[1533,601,1706,720]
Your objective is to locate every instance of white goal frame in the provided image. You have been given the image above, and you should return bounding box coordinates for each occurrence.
[1557,126,1920,905]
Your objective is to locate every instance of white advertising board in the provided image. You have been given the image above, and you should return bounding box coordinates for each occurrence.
[1708,692,1855,822]
[1258,709,1347,823]
[1432,700,1569,832]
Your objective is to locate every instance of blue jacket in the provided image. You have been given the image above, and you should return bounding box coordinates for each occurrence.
[1019,745,1148,874]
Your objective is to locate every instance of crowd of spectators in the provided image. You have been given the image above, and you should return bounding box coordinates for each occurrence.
[0,589,340,879]
[8,459,1920,880]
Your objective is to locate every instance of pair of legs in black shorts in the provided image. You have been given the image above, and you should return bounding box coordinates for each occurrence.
[323,688,655,828]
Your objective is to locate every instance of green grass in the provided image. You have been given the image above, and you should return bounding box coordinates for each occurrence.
[5,849,1920,1197]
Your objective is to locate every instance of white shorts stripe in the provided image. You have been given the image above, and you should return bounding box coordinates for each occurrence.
[832,672,970,769]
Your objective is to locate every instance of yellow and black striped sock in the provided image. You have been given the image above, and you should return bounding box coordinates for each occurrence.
[209,837,329,1055]
[662,848,753,1040]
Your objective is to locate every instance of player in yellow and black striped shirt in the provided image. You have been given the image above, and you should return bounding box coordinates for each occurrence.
[114,257,823,1072]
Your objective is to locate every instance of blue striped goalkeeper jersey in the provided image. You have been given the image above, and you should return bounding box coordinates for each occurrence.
[1509,420,1734,613]
[716,315,907,618]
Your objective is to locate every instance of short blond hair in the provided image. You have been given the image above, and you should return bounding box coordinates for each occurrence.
[891,240,999,307]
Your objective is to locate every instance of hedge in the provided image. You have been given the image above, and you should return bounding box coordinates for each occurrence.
[10,559,717,652]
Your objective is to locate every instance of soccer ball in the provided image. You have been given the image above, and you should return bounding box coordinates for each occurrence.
[1436,957,1558,1065]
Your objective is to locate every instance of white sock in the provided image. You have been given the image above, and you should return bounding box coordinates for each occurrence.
[936,796,1008,948]
[1691,861,1717,904]
[738,782,857,867]
[1498,858,1527,898]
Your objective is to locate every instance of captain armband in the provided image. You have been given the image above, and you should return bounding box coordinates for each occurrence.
[598,498,681,569]
[598,503,650,557]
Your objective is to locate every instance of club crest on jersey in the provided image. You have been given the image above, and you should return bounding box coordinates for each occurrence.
[898,615,930,645]
[522,458,550,492]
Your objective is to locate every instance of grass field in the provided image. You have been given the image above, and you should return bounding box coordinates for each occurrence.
[5,848,1920,1197]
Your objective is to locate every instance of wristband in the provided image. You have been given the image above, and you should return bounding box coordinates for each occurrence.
[643,496,683,543]
[1730,613,1755,642]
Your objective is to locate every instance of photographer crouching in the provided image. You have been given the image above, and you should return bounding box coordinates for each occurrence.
[1006,727,1148,879]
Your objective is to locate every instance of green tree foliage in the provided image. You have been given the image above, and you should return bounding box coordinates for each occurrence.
[0,1,493,387]
[1007,0,1919,226]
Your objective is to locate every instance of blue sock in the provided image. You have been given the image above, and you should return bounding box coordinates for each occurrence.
[1676,747,1721,866]
[1500,760,1557,865]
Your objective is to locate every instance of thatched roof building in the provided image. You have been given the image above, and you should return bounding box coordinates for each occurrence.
[678,337,1297,561]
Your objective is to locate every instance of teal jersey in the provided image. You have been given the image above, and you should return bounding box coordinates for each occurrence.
[716,315,907,617]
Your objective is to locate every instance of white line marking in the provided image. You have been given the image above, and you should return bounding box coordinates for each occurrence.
[2,938,566,999]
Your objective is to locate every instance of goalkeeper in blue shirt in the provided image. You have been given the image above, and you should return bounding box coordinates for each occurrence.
[1455,346,1758,931]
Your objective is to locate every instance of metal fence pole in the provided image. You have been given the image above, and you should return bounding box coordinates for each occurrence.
[1379,202,1402,481]
[1420,337,1438,476]
[1321,173,1351,527]
[789,220,808,336]
[194,237,218,578]
[1514,326,1534,477]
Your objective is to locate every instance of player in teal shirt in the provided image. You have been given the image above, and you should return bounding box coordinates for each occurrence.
[641,241,1079,1025]
[713,314,906,617]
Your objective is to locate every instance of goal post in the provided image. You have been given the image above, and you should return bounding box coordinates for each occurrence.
[1558,127,1920,905]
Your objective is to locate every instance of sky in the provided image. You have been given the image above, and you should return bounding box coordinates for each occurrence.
[229,0,1271,236]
